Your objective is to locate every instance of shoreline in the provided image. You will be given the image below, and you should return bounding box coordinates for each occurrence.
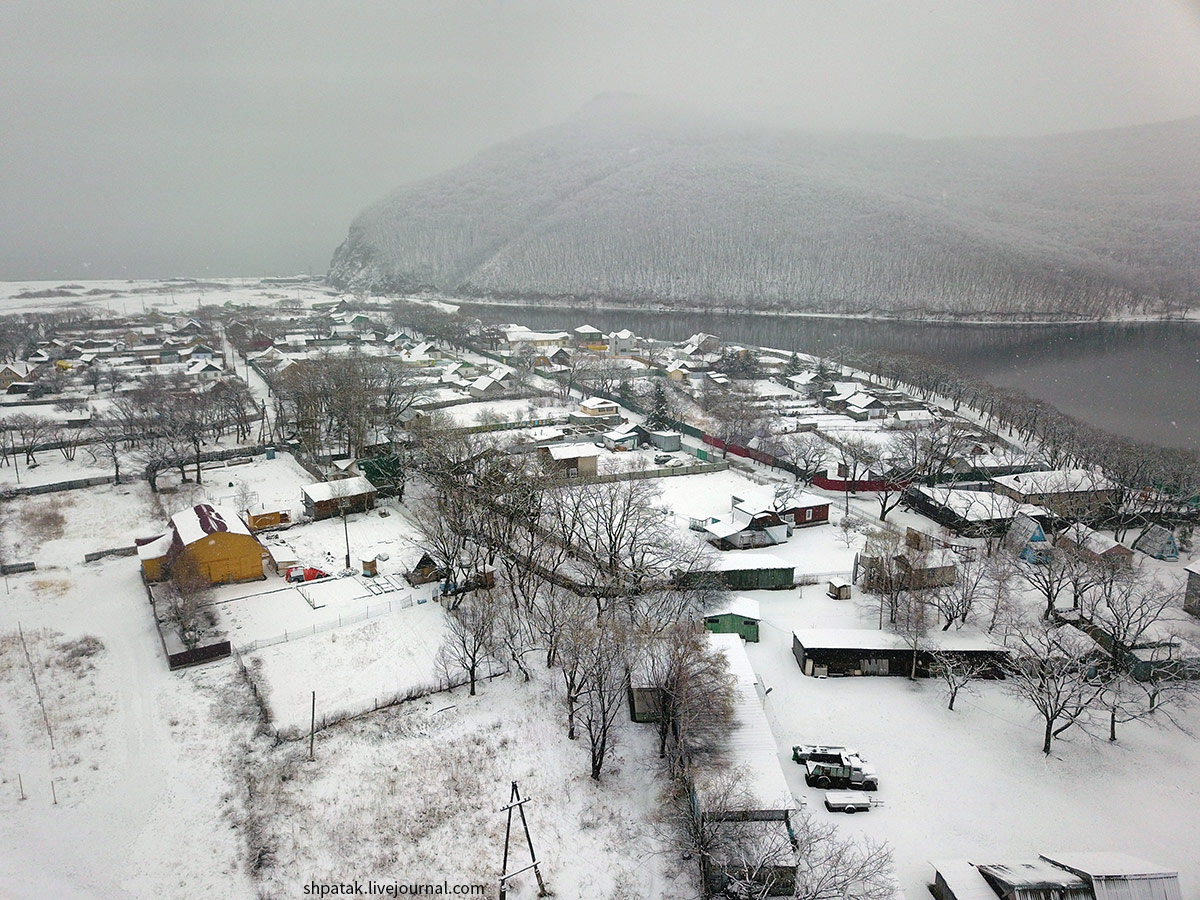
[446,295,1199,328]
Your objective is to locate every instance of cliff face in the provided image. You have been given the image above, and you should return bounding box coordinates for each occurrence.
[329,95,1200,317]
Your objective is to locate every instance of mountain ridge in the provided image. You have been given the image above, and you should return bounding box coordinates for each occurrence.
[329,96,1200,318]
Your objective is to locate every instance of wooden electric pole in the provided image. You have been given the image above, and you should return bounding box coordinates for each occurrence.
[499,781,547,899]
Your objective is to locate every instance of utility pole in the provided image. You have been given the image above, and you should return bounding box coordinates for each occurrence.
[340,499,351,571]
[499,781,547,900]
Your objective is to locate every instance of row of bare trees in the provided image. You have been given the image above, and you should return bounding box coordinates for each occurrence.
[862,524,1195,754]
[266,350,426,460]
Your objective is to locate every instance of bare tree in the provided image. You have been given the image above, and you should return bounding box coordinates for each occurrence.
[438,591,498,696]
[574,618,629,780]
[928,649,990,711]
[778,431,831,484]
[7,413,54,466]
[1004,617,1105,754]
[1018,546,1074,620]
[929,551,986,630]
[639,623,736,778]
[792,812,895,900]
[663,769,799,900]
[168,554,212,650]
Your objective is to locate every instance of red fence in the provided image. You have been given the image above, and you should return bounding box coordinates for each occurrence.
[702,434,907,493]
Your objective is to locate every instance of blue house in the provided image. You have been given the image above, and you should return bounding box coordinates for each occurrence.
[1008,512,1050,563]
[1132,524,1178,561]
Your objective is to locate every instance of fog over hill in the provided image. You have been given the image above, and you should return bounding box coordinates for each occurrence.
[329,94,1200,318]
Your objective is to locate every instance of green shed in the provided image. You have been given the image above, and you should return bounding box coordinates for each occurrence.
[703,596,762,642]
[706,552,795,591]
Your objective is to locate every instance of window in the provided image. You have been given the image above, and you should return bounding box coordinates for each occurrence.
[805,508,814,521]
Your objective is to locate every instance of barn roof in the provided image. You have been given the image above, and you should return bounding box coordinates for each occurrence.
[793,627,1002,653]
[704,551,792,572]
[695,634,794,814]
[993,468,1112,495]
[170,504,252,546]
[547,444,601,461]
[917,486,1043,522]
[1040,851,1178,880]
[707,596,761,621]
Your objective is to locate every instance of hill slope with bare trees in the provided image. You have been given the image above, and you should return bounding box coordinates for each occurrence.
[329,94,1200,318]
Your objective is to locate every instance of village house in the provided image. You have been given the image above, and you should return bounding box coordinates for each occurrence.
[692,634,798,897]
[992,469,1117,518]
[1007,512,1052,563]
[140,503,265,586]
[301,476,377,520]
[1131,524,1178,561]
[1057,522,1133,567]
[537,443,600,478]
[606,329,636,355]
[579,396,619,417]
[0,360,39,388]
[704,494,790,551]
[904,484,1045,537]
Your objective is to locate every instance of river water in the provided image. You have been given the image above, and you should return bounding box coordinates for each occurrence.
[460,303,1200,451]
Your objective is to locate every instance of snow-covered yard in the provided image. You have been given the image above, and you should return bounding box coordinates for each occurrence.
[242,599,449,734]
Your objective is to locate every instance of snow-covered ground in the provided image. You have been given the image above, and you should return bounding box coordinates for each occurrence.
[245,674,691,900]
[724,580,1200,899]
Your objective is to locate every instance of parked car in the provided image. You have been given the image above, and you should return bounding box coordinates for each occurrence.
[665,458,686,468]
[654,453,672,465]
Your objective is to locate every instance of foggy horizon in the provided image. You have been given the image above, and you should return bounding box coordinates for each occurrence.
[3,1,1200,281]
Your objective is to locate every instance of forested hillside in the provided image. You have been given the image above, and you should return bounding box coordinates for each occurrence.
[329,94,1200,318]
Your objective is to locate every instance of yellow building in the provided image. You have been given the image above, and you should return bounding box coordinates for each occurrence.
[162,504,265,585]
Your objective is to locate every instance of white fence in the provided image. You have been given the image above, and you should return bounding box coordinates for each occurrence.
[237,594,417,653]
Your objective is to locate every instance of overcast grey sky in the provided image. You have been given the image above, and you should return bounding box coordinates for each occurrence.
[3,1,1199,281]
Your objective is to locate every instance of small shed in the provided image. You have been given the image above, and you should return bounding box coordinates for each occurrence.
[827,579,851,601]
[404,551,445,586]
[703,596,762,642]
[246,505,292,532]
[602,429,638,451]
[642,429,682,451]
[301,475,377,521]
[1131,524,1178,561]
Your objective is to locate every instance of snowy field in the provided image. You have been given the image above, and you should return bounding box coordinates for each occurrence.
[0,557,259,900]
[737,583,1200,899]
[0,277,340,316]
[244,674,691,900]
